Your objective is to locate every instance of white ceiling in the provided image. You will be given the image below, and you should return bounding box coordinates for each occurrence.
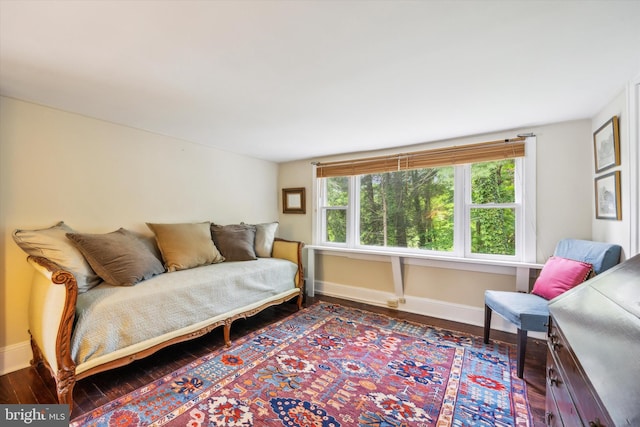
[1,1,639,163]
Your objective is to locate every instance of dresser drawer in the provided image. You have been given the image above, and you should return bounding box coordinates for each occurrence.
[548,321,611,426]
[546,347,581,426]
[544,387,562,427]
[544,352,563,427]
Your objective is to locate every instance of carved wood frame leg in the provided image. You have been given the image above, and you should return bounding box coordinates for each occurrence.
[296,291,303,310]
[55,368,76,409]
[29,335,44,367]
[29,334,76,409]
[223,320,232,347]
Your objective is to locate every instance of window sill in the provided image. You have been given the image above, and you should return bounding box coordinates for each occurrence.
[306,244,542,269]
[305,244,544,297]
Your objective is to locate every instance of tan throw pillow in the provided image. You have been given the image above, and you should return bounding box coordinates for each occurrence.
[66,228,165,287]
[253,222,279,257]
[147,222,224,271]
[211,224,257,261]
[12,221,102,293]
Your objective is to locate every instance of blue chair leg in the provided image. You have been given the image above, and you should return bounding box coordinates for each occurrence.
[484,305,492,344]
[517,328,527,378]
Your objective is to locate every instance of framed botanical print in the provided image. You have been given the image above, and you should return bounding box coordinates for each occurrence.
[595,171,622,220]
[593,116,620,173]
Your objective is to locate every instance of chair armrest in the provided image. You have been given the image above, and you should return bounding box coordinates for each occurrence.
[272,238,304,288]
[27,256,77,377]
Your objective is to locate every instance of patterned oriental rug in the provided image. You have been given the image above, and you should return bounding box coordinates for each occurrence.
[71,303,531,427]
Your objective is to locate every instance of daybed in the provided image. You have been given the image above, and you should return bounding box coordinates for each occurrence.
[13,221,304,408]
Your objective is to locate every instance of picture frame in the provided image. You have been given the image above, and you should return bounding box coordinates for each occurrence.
[594,171,621,220]
[593,115,620,173]
[282,187,306,214]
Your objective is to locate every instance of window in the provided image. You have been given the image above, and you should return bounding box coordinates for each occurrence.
[315,138,534,261]
[357,167,454,251]
[323,176,348,243]
[467,159,519,257]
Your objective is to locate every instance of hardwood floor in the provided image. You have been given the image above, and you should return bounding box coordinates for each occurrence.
[0,296,547,425]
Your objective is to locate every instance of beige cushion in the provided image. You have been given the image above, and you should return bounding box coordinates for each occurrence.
[66,228,165,287]
[211,224,257,261]
[252,222,279,257]
[272,239,302,287]
[147,222,224,271]
[12,221,101,293]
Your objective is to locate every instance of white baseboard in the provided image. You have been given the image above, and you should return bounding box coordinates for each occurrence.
[315,280,546,340]
[0,340,32,375]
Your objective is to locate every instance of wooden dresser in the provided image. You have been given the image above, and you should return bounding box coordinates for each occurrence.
[546,253,640,426]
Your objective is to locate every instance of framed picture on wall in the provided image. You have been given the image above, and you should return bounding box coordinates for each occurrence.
[282,187,306,214]
[595,171,622,220]
[593,116,620,173]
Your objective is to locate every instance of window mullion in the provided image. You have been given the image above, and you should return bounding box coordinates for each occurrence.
[468,203,519,208]
[455,165,467,258]
[315,178,324,245]
[348,175,359,248]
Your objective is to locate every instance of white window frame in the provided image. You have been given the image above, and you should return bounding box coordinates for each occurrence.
[462,158,524,261]
[313,137,536,263]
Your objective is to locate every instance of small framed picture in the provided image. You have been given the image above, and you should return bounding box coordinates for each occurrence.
[594,171,621,220]
[593,116,620,173]
[282,187,306,214]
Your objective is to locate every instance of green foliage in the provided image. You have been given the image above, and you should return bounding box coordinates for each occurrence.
[325,177,348,242]
[471,160,515,203]
[358,167,454,251]
[324,159,516,256]
[469,160,516,255]
[470,208,516,255]
[326,209,347,243]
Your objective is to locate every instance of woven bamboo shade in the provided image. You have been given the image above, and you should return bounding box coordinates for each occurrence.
[315,137,526,178]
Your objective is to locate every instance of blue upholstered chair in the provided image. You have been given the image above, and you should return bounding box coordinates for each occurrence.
[484,239,622,378]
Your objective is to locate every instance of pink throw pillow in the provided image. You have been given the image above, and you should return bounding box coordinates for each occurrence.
[531,256,593,300]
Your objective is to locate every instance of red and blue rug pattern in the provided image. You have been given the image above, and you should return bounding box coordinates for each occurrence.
[71,303,531,427]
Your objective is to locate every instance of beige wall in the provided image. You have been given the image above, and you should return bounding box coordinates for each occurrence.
[317,255,394,293]
[278,120,596,308]
[276,159,312,241]
[0,97,280,365]
[403,265,515,307]
[313,255,516,308]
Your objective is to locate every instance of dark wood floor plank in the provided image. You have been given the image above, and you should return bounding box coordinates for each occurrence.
[22,365,57,403]
[5,369,38,404]
[0,296,546,425]
[0,373,18,403]
[71,383,105,416]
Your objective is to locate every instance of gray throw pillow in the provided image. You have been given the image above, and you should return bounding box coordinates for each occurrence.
[253,222,279,257]
[12,221,102,293]
[211,224,257,261]
[67,228,165,286]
